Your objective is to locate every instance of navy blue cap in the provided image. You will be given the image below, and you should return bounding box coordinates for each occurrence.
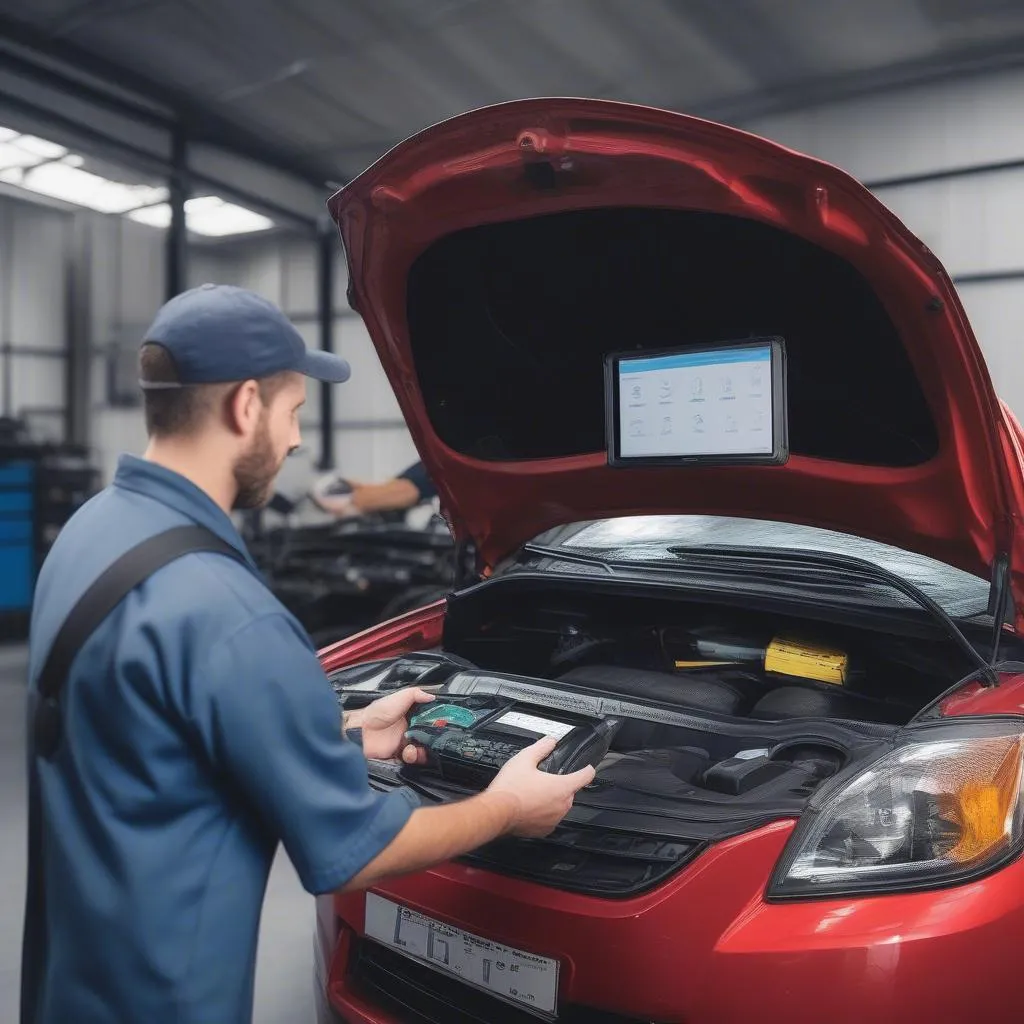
[140,283,350,387]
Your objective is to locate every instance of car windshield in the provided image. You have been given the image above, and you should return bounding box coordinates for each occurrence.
[517,515,991,619]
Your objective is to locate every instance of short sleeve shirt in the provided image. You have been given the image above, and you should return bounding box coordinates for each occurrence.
[25,455,417,1024]
[396,460,438,500]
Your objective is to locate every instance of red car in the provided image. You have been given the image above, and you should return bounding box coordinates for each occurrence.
[313,98,1024,1024]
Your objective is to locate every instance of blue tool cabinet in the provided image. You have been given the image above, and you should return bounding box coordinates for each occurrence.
[0,430,100,639]
[0,458,36,616]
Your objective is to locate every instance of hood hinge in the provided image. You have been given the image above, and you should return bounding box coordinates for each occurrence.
[439,504,481,590]
[453,537,481,589]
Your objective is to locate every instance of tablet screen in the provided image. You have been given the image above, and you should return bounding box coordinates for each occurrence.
[607,338,788,466]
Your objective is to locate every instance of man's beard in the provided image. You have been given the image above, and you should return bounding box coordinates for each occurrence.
[232,418,282,510]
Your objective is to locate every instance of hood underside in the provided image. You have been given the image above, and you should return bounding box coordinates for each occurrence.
[328,98,1024,610]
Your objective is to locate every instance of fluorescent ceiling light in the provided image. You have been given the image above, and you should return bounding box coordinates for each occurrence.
[0,123,274,236]
[127,195,274,236]
[182,195,274,236]
[3,162,167,214]
[17,135,67,159]
[0,141,50,171]
[0,132,72,171]
[125,203,171,228]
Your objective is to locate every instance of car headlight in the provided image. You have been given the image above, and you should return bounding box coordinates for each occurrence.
[769,719,1024,899]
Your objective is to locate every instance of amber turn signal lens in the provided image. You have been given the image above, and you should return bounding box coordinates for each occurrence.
[941,737,1024,864]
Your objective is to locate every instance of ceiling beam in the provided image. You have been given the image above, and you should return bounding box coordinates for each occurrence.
[0,12,334,188]
[665,0,804,86]
[0,45,170,126]
[692,33,1024,125]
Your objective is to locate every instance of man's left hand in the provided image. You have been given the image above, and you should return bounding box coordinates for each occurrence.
[346,688,435,762]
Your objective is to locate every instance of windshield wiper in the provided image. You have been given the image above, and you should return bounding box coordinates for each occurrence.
[667,545,995,684]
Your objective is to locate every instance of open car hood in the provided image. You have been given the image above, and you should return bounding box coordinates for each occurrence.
[328,98,1024,614]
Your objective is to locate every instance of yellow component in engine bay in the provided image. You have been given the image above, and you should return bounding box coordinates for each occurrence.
[764,638,849,685]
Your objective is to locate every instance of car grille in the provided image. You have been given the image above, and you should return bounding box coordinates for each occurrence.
[367,774,703,896]
[349,939,646,1024]
[460,824,702,897]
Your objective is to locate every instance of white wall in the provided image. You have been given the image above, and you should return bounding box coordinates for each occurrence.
[0,197,69,442]
[742,68,1024,420]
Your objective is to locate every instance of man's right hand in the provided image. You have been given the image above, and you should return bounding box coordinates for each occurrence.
[339,734,598,893]
[487,736,596,838]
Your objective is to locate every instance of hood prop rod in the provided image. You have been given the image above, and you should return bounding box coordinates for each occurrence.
[988,553,1012,676]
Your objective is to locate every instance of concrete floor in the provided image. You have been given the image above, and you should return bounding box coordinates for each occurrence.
[0,643,315,1024]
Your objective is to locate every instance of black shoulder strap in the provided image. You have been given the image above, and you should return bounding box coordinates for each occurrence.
[33,524,245,760]
[21,524,246,1024]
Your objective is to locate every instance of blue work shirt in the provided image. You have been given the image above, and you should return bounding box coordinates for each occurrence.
[25,455,417,1024]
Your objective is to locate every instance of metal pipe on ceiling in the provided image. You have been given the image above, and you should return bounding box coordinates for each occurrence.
[865,156,1024,192]
[64,214,92,447]
[317,219,336,471]
[166,127,189,300]
[1,200,12,419]
[952,270,1024,286]
[0,46,171,127]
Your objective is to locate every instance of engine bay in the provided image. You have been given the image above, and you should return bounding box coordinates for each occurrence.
[327,579,998,895]
[331,652,895,895]
[444,579,984,720]
[334,653,894,818]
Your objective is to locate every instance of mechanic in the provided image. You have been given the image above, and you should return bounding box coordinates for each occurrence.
[21,284,594,1024]
[311,459,437,518]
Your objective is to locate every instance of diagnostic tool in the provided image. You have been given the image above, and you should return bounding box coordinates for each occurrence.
[606,336,789,467]
[403,694,619,787]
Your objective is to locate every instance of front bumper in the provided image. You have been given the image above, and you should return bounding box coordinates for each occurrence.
[318,819,1024,1023]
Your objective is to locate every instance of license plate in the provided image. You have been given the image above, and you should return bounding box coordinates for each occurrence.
[364,893,560,1017]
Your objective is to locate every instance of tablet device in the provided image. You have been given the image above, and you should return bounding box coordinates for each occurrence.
[606,337,788,466]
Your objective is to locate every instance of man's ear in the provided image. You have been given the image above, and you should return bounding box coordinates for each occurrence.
[225,379,261,437]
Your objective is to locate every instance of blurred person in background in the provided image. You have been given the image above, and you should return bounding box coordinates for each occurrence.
[311,459,437,519]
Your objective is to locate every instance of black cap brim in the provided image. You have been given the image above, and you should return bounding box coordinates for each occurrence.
[299,349,351,383]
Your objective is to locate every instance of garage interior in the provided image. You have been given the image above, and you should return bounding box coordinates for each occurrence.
[4,2,1024,1021]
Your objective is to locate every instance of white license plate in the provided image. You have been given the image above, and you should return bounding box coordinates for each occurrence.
[364,893,560,1017]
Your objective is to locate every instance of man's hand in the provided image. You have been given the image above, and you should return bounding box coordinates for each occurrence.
[338,731,598,894]
[486,736,596,838]
[346,687,434,762]
[310,474,363,518]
